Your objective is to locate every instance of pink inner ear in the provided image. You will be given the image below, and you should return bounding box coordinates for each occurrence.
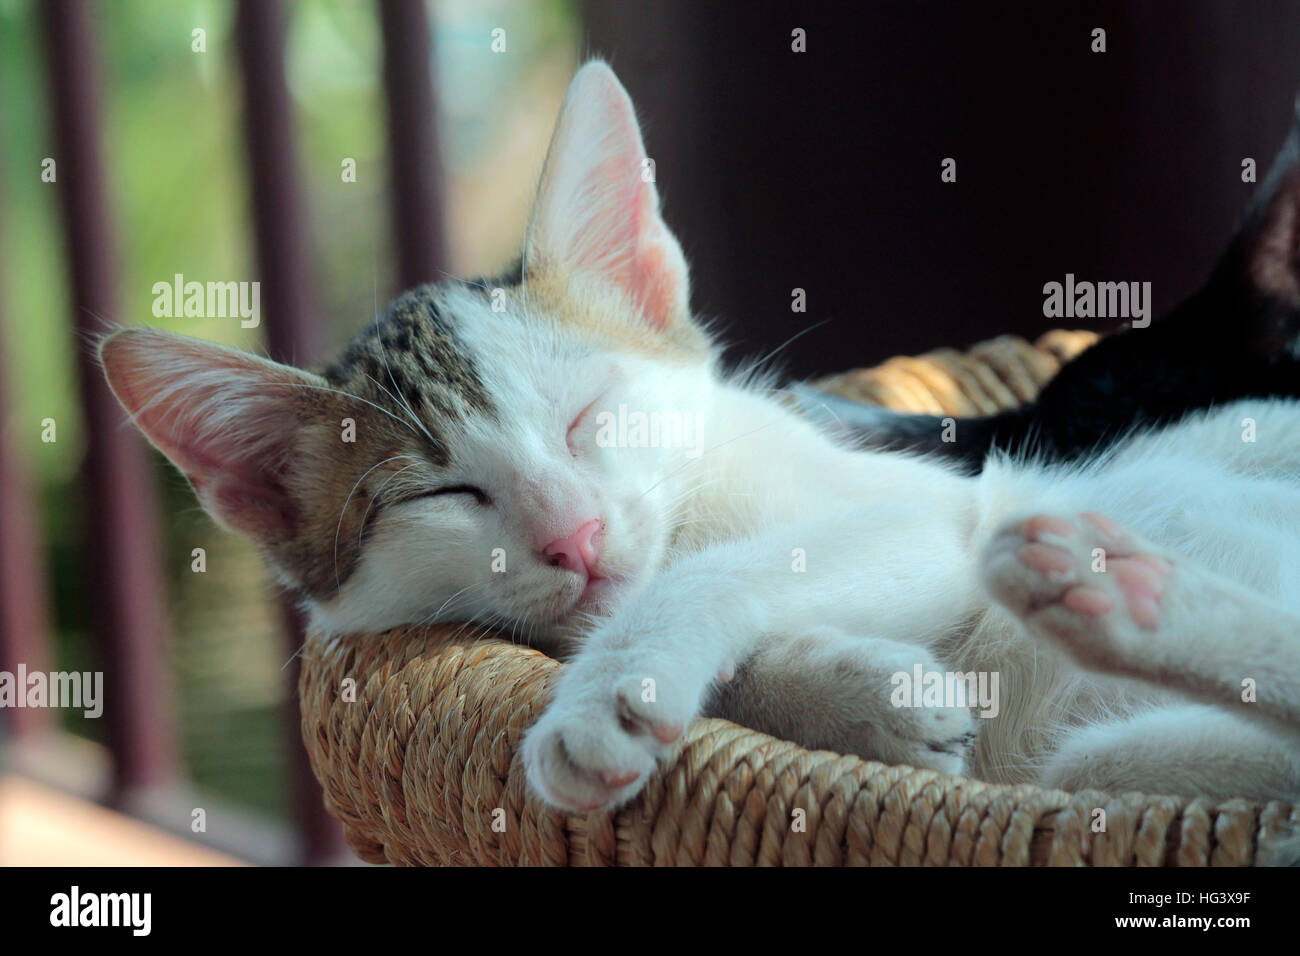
[579,158,685,331]
[101,330,310,542]
[630,236,684,332]
[528,62,690,332]
[135,402,300,538]
[1248,167,1300,304]
[128,391,281,486]
[596,155,673,328]
[210,473,299,539]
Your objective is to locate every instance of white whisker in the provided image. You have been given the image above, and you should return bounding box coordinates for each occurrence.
[356,461,423,549]
[332,454,420,594]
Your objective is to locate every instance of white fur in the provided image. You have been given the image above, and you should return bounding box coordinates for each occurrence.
[316,63,1300,815]
[519,390,1300,811]
[309,291,1300,812]
[314,283,714,639]
[112,62,1300,828]
[524,62,690,329]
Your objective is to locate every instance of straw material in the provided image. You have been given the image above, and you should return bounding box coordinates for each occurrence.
[299,329,1300,866]
[815,329,1100,416]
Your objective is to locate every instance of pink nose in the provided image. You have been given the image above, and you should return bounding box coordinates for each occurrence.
[542,519,603,576]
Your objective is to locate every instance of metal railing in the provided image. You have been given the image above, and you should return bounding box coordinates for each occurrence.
[0,0,446,866]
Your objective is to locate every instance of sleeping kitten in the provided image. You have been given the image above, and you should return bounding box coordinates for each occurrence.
[801,97,1300,470]
[101,63,1300,819]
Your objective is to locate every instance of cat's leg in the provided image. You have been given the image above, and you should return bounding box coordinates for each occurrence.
[982,511,1300,733]
[706,627,976,774]
[522,509,981,812]
[1038,705,1300,803]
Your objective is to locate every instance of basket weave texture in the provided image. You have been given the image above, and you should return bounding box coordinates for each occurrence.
[300,329,1300,866]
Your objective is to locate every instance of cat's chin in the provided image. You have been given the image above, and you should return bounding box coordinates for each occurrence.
[536,577,629,645]
[575,576,613,610]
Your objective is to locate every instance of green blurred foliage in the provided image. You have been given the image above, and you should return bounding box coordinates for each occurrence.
[0,0,575,822]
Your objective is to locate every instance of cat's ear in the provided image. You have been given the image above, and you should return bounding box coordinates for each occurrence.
[1218,97,1300,304]
[524,60,690,331]
[99,328,324,543]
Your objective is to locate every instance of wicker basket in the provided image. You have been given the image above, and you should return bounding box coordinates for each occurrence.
[299,330,1300,866]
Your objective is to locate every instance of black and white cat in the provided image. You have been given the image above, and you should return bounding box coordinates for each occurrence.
[100,63,1300,819]
[804,97,1300,471]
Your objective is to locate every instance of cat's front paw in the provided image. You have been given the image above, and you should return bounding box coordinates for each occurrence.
[522,645,715,813]
[981,511,1173,672]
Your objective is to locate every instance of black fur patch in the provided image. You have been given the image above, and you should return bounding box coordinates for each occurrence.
[827,98,1300,472]
[323,284,498,464]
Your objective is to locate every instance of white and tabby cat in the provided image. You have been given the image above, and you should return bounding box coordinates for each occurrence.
[101,63,1300,818]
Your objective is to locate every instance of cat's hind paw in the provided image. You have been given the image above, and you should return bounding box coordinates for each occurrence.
[980,512,1173,673]
[815,637,977,775]
[728,631,978,776]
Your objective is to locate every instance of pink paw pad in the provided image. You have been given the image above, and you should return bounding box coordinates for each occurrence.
[1014,512,1173,631]
[650,721,683,744]
[1108,554,1170,629]
[1021,515,1076,542]
[1060,586,1114,617]
[1018,543,1076,579]
[1080,511,1126,539]
[597,769,641,789]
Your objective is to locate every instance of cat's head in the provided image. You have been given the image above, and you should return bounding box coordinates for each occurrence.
[101,62,716,642]
[1209,93,1300,363]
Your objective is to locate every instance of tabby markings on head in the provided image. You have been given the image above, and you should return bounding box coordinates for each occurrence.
[324,283,500,465]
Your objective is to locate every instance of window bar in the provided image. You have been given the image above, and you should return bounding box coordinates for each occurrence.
[379,0,447,289]
[234,0,345,865]
[0,179,53,737]
[39,0,176,797]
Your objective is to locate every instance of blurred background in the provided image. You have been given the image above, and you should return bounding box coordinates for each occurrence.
[1,0,1298,865]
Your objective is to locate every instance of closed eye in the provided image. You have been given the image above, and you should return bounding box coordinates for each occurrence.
[417,484,492,506]
[567,396,602,454]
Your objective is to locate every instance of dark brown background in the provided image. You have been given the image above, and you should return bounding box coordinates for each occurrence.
[585,0,1300,376]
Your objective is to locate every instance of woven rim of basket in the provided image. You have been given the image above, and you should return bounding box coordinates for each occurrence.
[299,329,1300,866]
